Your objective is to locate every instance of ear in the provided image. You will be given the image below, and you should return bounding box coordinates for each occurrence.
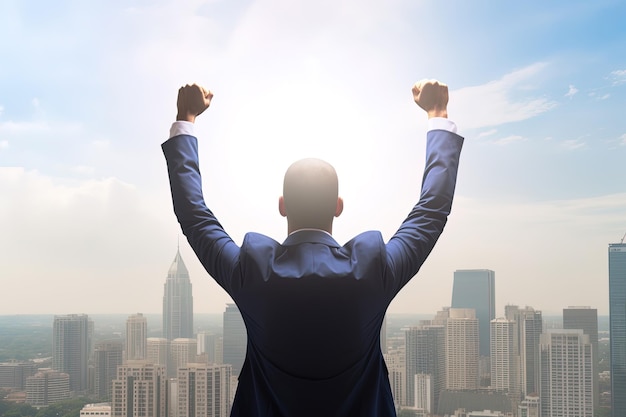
[279,196,287,217]
[334,197,344,218]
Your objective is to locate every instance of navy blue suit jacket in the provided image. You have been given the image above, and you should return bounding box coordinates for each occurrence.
[162,129,463,417]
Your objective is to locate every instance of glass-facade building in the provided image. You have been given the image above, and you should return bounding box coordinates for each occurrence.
[609,243,626,417]
[451,269,495,357]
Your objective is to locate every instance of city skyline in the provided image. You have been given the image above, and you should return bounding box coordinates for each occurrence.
[1,1,625,315]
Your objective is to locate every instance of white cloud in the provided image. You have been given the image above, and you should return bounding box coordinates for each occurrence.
[620,133,626,146]
[0,120,51,134]
[560,139,586,150]
[0,168,181,314]
[596,93,610,100]
[610,69,626,86]
[0,140,8,149]
[477,129,498,138]
[450,63,558,130]
[565,84,578,98]
[493,135,525,145]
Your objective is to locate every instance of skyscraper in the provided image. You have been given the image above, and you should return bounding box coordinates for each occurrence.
[177,363,232,417]
[539,329,593,417]
[93,340,124,400]
[163,248,194,341]
[126,313,148,361]
[147,337,169,370]
[222,304,246,376]
[170,338,197,378]
[405,324,445,409]
[111,361,168,417]
[506,305,543,397]
[609,242,626,417]
[451,269,495,359]
[563,306,599,413]
[445,308,479,390]
[490,318,519,401]
[52,314,91,393]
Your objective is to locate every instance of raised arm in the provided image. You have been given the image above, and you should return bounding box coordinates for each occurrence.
[384,79,464,295]
[162,84,241,295]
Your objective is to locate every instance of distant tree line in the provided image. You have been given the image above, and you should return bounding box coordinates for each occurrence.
[0,398,89,417]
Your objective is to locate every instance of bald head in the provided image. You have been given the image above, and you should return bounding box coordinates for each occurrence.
[280,158,343,233]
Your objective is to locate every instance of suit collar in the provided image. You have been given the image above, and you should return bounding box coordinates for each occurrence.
[282,229,341,247]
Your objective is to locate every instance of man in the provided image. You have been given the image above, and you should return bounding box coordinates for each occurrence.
[162,79,463,416]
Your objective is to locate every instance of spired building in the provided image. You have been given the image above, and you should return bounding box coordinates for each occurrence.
[609,242,626,417]
[163,248,194,340]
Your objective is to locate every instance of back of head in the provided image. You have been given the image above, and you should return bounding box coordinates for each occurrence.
[282,158,339,231]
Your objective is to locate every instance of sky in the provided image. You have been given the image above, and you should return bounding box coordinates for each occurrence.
[1,0,625,317]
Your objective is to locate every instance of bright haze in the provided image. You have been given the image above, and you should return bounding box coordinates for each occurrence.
[1,1,625,315]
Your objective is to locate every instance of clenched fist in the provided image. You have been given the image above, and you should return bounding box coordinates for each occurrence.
[177,84,213,123]
[412,79,448,119]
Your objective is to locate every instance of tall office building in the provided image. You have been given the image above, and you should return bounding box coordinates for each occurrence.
[445,308,479,390]
[223,304,247,376]
[384,347,406,407]
[609,242,626,417]
[506,305,543,397]
[111,361,168,417]
[170,338,198,378]
[177,363,232,417]
[490,318,519,401]
[25,368,70,407]
[405,325,445,409]
[0,362,36,389]
[197,331,218,363]
[451,270,495,361]
[147,338,169,370]
[53,314,92,393]
[126,313,148,361]
[539,329,593,417]
[163,248,194,340]
[93,340,123,400]
[563,306,599,413]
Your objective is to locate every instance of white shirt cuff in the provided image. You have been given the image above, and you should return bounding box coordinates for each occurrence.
[169,121,195,139]
[428,118,457,134]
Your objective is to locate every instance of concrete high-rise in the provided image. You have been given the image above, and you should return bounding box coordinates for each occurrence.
[147,337,169,370]
[170,338,197,378]
[223,303,246,376]
[111,361,168,417]
[384,347,406,407]
[451,269,495,359]
[445,308,479,390]
[163,248,193,340]
[563,306,598,413]
[405,324,445,409]
[93,340,123,400]
[506,305,542,397]
[490,318,519,401]
[539,329,593,417]
[609,242,626,417]
[52,314,92,393]
[126,313,148,361]
[25,368,70,407]
[177,363,232,417]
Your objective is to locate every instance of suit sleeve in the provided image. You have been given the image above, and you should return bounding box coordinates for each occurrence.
[384,129,464,295]
[162,134,240,295]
